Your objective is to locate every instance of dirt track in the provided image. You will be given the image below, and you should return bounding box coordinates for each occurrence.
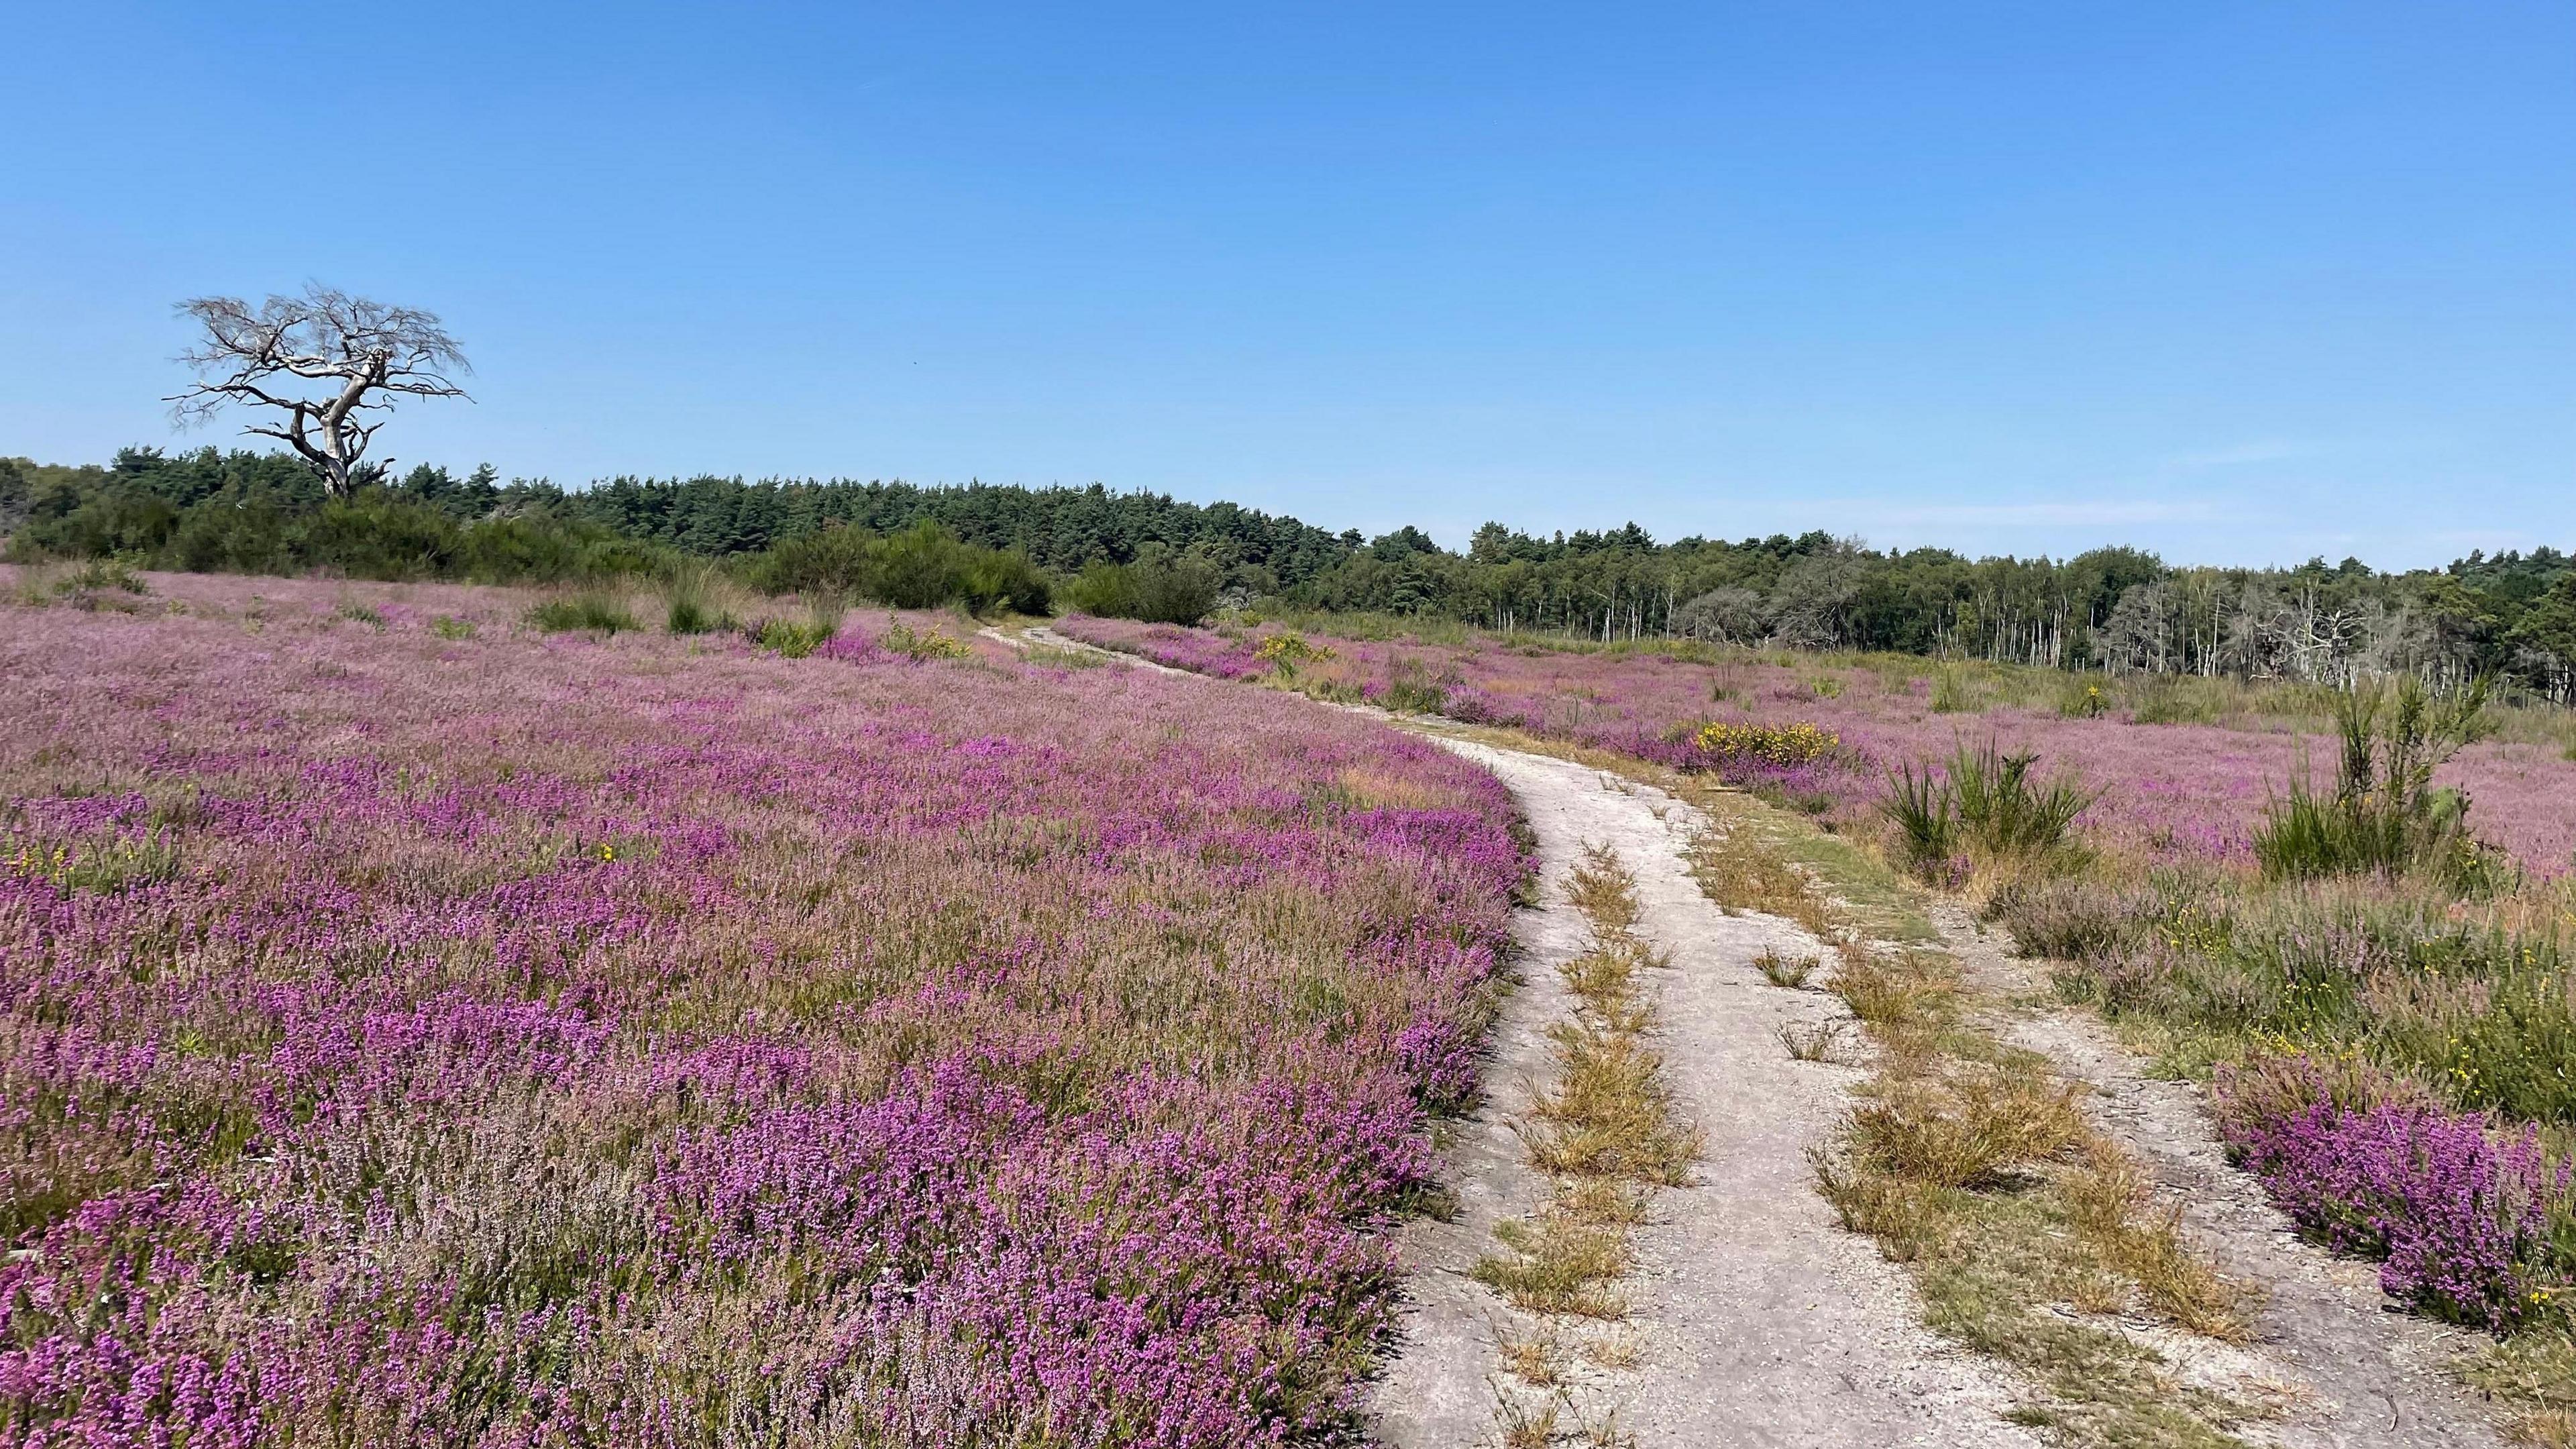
[1371,740,2043,1449]
[998,628,2517,1446]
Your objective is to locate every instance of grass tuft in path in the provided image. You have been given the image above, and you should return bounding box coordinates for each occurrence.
[1476,847,1703,1322]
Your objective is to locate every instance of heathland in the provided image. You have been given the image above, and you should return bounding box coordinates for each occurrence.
[13,447,2576,701]
[0,568,1526,1443]
[1062,610,2576,1436]
[11,513,2576,1442]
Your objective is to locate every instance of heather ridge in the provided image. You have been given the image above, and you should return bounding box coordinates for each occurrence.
[0,572,1525,1444]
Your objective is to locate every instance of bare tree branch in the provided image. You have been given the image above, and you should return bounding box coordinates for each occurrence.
[167,283,472,496]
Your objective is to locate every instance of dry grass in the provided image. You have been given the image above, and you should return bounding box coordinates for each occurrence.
[1479,1205,1636,1319]
[1693,819,1840,940]
[1780,1018,1851,1062]
[1477,844,1701,1364]
[1580,1329,1641,1371]
[2466,1330,2576,1447]
[1847,1067,2086,1190]
[1499,1328,1568,1387]
[1494,1389,1562,1449]
[1678,784,2269,1446]
[2062,1141,2251,1342]
[1754,947,1819,988]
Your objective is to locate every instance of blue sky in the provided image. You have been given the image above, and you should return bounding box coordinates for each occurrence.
[5,3,2569,568]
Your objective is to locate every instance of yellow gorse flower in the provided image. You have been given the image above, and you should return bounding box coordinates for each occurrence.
[1254,634,1335,665]
[1689,720,1838,767]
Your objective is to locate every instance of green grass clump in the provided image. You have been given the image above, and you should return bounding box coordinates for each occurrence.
[661,566,739,635]
[753,619,833,657]
[527,591,637,635]
[2251,677,2502,890]
[1884,739,2100,880]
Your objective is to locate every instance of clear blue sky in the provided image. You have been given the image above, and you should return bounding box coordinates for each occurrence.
[5,3,2569,569]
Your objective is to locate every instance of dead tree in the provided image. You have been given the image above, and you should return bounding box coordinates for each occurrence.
[168,284,470,496]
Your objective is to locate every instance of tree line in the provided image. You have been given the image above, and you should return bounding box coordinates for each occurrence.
[7,445,2575,694]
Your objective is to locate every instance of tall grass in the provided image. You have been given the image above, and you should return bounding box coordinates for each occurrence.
[659,564,739,635]
[749,594,848,658]
[1882,739,2099,879]
[525,588,638,634]
[2251,677,2497,887]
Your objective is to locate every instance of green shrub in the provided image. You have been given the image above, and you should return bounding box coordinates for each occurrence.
[882,621,973,661]
[750,525,874,598]
[750,596,847,658]
[1882,761,1959,875]
[749,521,1051,615]
[2251,678,2500,888]
[1883,739,2098,879]
[961,547,1054,615]
[65,558,150,595]
[1380,657,1449,714]
[166,490,297,574]
[7,483,178,560]
[431,615,478,641]
[527,591,637,634]
[301,496,462,580]
[1950,739,2099,863]
[661,566,735,635]
[753,619,833,657]
[1067,549,1220,625]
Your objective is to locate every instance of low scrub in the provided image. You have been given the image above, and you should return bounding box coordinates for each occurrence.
[1984,876,2146,961]
[2252,678,2503,890]
[1882,739,2100,880]
[749,520,1052,615]
[2215,1051,2571,1330]
[526,589,637,634]
[1063,547,1221,625]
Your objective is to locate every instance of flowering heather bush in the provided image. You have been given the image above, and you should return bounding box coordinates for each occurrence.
[1057,617,2576,876]
[0,573,1523,1446]
[2215,1054,2573,1329]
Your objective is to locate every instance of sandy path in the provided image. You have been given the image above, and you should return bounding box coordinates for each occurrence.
[1006,623,1194,675]
[1373,740,2042,1449]
[1000,637,2507,1443]
[1939,906,2511,1448]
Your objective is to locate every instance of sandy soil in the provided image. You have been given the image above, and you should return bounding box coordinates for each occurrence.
[1372,741,2043,1449]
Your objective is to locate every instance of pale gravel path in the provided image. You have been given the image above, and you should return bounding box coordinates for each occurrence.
[1010,623,1193,674]
[1373,740,2044,1449]
[1940,906,2512,1449]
